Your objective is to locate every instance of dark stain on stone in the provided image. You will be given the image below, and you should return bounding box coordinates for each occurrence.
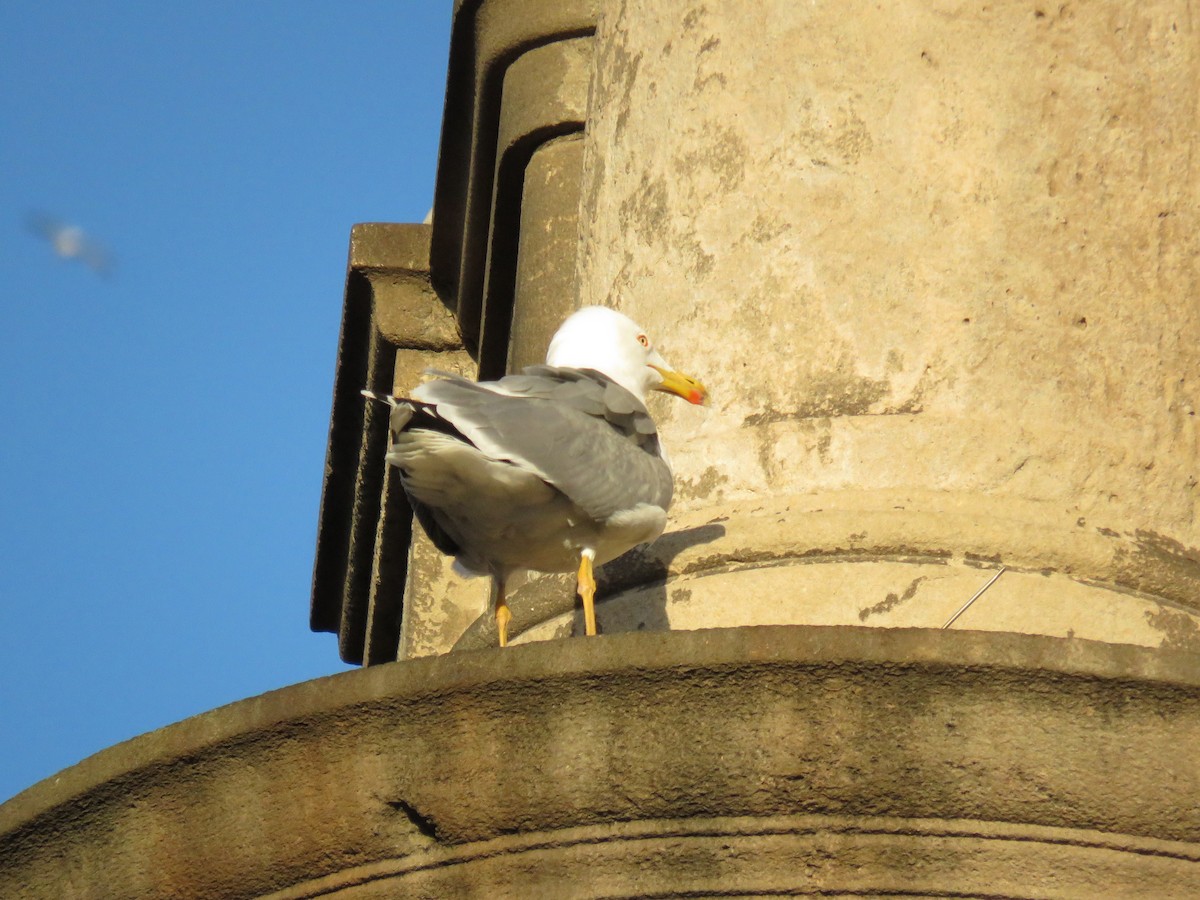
[965,552,1004,565]
[1130,530,1200,597]
[682,545,952,578]
[890,362,952,415]
[620,173,669,244]
[832,104,874,166]
[755,430,777,482]
[683,234,715,277]
[743,359,951,425]
[607,42,642,136]
[744,371,889,424]
[749,213,789,243]
[694,69,728,92]
[674,124,746,192]
[1096,526,1121,538]
[815,429,833,463]
[1134,530,1200,567]
[671,587,693,605]
[677,466,729,502]
[859,576,928,621]
[1145,605,1200,654]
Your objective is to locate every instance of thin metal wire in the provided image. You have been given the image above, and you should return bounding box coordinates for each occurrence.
[942,566,1006,629]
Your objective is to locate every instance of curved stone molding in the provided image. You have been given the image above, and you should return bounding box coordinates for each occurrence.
[476,35,592,377]
[265,816,1200,899]
[432,0,598,351]
[3,627,1198,897]
[507,134,586,372]
[309,223,452,665]
[455,491,1200,651]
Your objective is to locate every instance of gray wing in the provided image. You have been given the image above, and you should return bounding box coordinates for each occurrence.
[487,366,660,447]
[412,369,673,521]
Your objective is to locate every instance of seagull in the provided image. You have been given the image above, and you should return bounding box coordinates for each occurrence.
[26,211,113,276]
[363,306,707,647]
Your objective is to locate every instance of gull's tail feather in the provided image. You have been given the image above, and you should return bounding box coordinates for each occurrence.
[363,389,417,436]
[361,389,400,408]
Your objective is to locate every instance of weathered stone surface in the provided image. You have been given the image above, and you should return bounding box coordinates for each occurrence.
[568,0,1200,645]
[350,224,459,351]
[17,1,1195,896]
[472,493,1200,651]
[3,628,1199,898]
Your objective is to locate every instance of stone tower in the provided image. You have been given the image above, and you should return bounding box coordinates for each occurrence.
[3,1,1199,896]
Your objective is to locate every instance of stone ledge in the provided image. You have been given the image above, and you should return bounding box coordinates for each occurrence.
[2,626,1198,898]
[264,815,1200,900]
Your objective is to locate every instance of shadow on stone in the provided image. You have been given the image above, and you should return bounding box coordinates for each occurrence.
[594,523,727,636]
[452,523,725,651]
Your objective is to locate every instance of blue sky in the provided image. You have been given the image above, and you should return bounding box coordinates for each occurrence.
[0,3,452,802]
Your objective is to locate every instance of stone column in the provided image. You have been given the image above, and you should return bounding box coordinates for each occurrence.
[556,0,1200,649]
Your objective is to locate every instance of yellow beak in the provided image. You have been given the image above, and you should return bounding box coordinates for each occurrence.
[650,365,708,406]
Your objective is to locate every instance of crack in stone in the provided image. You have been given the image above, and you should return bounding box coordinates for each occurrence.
[385,798,445,843]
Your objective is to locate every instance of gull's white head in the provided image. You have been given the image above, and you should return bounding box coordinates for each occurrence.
[546,306,707,406]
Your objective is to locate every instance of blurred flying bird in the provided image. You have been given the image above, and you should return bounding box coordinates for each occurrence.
[26,212,114,277]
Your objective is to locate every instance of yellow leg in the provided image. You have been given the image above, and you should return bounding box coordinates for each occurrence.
[577,550,597,636]
[495,576,511,648]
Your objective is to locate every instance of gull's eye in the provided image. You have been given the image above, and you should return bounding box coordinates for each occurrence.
[637,334,650,348]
